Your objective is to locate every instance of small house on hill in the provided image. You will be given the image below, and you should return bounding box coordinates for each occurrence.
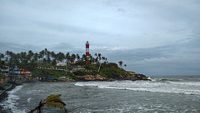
[20,69,32,79]
[9,66,20,76]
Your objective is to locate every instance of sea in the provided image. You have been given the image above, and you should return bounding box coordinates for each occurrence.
[1,76,200,113]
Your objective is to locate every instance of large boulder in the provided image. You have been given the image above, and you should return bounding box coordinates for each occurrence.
[134,73,151,81]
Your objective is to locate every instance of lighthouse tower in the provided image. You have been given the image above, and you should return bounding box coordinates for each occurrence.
[85,41,90,64]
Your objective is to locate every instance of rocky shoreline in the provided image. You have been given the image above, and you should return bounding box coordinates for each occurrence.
[0,74,150,113]
[75,73,151,81]
[39,74,151,82]
[0,81,20,113]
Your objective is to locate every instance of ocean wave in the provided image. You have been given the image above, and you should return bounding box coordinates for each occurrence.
[1,85,25,113]
[156,78,183,82]
[75,80,200,95]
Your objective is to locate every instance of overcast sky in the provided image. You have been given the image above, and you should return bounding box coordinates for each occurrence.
[0,0,200,75]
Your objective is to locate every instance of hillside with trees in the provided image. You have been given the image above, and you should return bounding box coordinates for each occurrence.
[0,49,149,81]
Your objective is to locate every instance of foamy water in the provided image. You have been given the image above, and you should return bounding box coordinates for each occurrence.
[75,79,200,95]
[1,80,200,113]
[1,85,25,113]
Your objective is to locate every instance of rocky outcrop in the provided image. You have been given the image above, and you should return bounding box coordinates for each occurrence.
[77,74,107,81]
[133,73,151,81]
[76,73,151,81]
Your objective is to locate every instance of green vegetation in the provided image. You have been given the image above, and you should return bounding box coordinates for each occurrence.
[0,48,146,81]
[100,63,126,78]
[70,62,135,80]
[32,69,66,78]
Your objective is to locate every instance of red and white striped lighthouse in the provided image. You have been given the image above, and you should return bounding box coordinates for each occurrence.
[85,41,90,64]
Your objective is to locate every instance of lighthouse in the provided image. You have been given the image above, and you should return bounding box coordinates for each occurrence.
[85,41,90,64]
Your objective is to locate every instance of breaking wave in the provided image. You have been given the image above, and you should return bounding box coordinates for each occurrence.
[75,79,200,95]
[1,85,25,113]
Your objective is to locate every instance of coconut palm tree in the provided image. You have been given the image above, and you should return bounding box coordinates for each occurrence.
[76,54,80,61]
[51,51,56,58]
[0,53,4,59]
[82,54,86,61]
[65,52,70,60]
[57,52,65,62]
[70,54,76,63]
[124,64,127,69]
[94,53,97,57]
[98,53,102,61]
[118,61,123,68]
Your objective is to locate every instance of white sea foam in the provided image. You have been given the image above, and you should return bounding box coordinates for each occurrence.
[75,80,200,95]
[2,85,25,113]
[27,97,31,103]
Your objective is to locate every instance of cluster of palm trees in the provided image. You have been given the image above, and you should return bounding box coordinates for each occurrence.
[0,49,111,70]
[0,48,128,72]
[118,61,127,69]
[94,53,108,64]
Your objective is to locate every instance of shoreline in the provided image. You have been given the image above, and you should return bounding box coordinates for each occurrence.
[0,82,18,113]
[0,83,16,101]
[1,77,198,113]
[0,78,150,113]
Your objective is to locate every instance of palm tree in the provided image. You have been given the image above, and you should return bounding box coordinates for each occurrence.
[0,53,4,64]
[52,59,57,66]
[124,64,127,69]
[33,53,39,62]
[70,54,76,63]
[105,58,108,63]
[39,50,45,59]
[28,50,34,56]
[76,54,80,61]
[98,53,102,61]
[81,54,86,62]
[94,53,97,57]
[102,57,105,60]
[57,52,65,62]
[0,53,4,58]
[28,50,34,62]
[118,61,123,67]
[44,48,48,55]
[65,52,70,60]
[51,51,56,58]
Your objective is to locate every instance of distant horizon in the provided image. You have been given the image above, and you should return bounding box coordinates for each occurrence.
[151,74,200,77]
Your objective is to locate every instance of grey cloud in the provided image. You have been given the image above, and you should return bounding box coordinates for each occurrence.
[103,37,200,75]
[32,20,114,37]
[0,0,200,75]
[50,42,76,53]
[0,42,40,52]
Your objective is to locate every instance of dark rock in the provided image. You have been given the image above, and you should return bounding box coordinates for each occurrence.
[77,75,107,81]
[134,73,151,81]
